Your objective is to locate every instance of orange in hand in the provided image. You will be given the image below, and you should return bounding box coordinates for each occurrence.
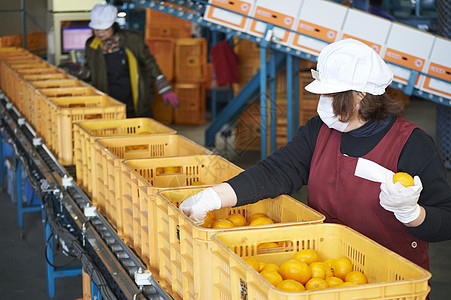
[393,172,414,187]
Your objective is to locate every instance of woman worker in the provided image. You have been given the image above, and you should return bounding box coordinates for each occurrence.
[180,39,451,271]
[84,4,178,117]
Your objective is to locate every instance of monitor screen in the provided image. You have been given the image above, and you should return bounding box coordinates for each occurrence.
[62,26,92,53]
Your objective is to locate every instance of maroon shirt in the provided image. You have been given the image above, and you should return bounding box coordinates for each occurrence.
[308,117,429,270]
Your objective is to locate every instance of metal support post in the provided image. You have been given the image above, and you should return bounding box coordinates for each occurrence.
[15,158,41,237]
[269,50,277,153]
[0,138,4,188]
[286,54,293,141]
[44,220,82,299]
[259,25,273,159]
[91,279,103,300]
[293,56,300,134]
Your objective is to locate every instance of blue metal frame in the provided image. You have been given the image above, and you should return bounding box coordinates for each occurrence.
[15,158,41,236]
[91,279,103,300]
[44,221,82,298]
[137,0,451,155]
[0,139,4,188]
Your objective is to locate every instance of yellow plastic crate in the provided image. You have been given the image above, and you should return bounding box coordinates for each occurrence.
[35,88,105,154]
[1,62,52,107]
[211,223,431,300]
[47,95,126,165]
[21,79,84,128]
[156,187,325,300]
[91,136,212,223]
[120,156,244,274]
[73,118,177,194]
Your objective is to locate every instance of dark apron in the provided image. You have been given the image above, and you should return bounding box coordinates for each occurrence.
[308,117,429,270]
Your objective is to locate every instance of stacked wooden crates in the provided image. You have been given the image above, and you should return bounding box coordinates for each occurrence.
[145,4,208,125]
[233,39,319,151]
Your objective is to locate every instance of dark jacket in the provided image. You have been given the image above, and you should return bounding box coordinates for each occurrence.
[85,29,162,116]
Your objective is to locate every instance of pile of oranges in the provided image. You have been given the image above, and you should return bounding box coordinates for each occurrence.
[201,212,275,228]
[243,249,368,291]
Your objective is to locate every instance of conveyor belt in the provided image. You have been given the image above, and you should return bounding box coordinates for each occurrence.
[0,91,174,300]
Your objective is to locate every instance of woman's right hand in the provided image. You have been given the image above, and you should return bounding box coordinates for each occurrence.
[179,187,222,225]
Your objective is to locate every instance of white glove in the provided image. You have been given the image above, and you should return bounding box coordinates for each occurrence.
[179,187,222,225]
[379,173,423,223]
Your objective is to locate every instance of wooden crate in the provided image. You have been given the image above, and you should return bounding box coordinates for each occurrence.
[175,38,207,82]
[145,5,192,40]
[145,38,175,81]
[173,83,206,125]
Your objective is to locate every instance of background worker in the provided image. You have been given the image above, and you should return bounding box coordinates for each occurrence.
[84,4,178,117]
[180,39,451,271]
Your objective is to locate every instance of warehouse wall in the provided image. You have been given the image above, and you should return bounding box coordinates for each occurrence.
[0,0,47,35]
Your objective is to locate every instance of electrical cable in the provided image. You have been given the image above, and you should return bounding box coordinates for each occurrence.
[44,231,78,269]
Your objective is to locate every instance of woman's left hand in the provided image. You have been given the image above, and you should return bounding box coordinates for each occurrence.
[379,174,423,223]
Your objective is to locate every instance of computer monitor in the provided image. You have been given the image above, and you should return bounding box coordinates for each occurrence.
[61,21,92,53]
[62,26,92,52]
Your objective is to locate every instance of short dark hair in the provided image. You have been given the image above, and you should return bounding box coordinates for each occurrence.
[331,90,405,122]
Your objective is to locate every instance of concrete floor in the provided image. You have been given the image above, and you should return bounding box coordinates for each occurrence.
[0,96,450,299]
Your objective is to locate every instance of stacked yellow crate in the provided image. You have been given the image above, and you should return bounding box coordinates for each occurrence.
[91,134,211,227]
[145,5,194,125]
[173,38,208,125]
[156,188,325,300]
[73,118,176,194]
[144,5,208,125]
[211,224,431,299]
[0,48,127,167]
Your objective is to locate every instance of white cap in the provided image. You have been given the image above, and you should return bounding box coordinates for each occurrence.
[89,4,118,30]
[305,39,393,95]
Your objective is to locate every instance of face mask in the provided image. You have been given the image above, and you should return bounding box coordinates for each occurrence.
[317,95,350,132]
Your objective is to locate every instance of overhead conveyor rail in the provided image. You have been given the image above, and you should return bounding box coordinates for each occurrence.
[0,91,173,300]
[137,0,451,158]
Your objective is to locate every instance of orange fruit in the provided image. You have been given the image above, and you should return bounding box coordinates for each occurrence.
[260,269,283,286]
[249,217,274,226]
[244,257,260,272]
[305,277,328,290]
[249,213,268,223]
[227,213,247,227]
[279,259,312,284]
[323,259,335,269]
[345,270,368,284]
[276,279,305,292]
[292,249,319,265]
[309,262,328,279]
[332,257,353,280]
[393,172,414,187]
[200,220,213,228]
[163,166,179,174]
[211,219,234,229]
[325,276,344,288]
[204,211,216,223]
[257,242,278,249]
[260,263,280,272]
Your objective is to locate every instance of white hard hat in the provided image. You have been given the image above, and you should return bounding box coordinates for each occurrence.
[305,39,393,95]
[89,4,118,30]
